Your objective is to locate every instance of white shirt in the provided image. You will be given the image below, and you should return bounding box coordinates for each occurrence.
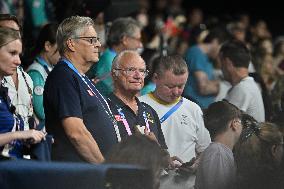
[139,93,211,162]
[225,76,265,122]
[3,67,34,130]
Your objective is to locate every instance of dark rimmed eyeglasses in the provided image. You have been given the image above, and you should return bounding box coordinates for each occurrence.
[72,36,100,45]
[114,67,149,77]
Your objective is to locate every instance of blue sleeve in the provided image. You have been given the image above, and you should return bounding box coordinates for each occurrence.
[186,47,207,72]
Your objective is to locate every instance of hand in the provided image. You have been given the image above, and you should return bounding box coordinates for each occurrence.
[144,128,159,144]
[92,77,100,84]
[18,130,46,144]
[176,157,199,176]
[168,156,183,169]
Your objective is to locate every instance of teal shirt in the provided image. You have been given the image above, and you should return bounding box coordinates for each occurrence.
[87,48,116,97]
[28,70,45,121]
[140,82,156,96]
[25,0,48,27]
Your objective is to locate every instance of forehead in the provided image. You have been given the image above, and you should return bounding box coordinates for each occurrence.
[80,26,97,36]
[131,27,141,37]
[120,53,145,67]
[0,20,20,30]
[160,70,188,84]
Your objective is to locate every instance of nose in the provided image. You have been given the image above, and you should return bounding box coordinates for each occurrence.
[172,87,180,96]
[14,55,21,66]
[138,40,143,48]
[95,40,101,48]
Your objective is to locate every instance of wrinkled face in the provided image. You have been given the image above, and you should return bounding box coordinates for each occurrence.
[154,70,188,103]
[114,53,146,93]
[124,27,143,51]
[73,26,101,63]
[0,39,22,78]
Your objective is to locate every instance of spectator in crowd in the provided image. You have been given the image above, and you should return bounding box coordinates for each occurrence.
[86,17,143,97]
[140,55,210,164]
[0,27,45,159]
[107,50,167,148]
[219,40,265,122]
[44,16,120,163]
[195,101,242,189]
[0,14,34,131]
[27,23,59,130]
[183,27,227,109]
[234,122,284,189]
[105,134,169,189]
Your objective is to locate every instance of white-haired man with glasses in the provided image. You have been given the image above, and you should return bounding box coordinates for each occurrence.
[107,50,167,149]
[86,17,143,97]
[44,16,121,163]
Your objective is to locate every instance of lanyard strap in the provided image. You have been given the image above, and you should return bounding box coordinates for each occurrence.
[160,98,183,123]
[117,108,132,136]
[116,108,151,136]
[36,56,52,74]
[61,58,121,142]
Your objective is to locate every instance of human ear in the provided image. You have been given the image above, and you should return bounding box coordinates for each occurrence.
[66,38,76,52]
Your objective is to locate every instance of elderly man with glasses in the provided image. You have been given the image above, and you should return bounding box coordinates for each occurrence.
[86,17,143,97]
[107,50,167,149]
[44,16,121,163]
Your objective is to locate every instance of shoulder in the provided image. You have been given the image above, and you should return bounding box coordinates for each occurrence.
[48,63,75,82]
[182,97,203,113]
[138,94,151,102]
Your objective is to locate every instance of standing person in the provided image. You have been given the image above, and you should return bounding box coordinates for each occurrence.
[0,14,34,131]
[139,55,211,163]
[44,16,120,163]
[107,50,167,148]
[195,101,243,189]
[86,17,143,97]
[219,40,265,122]
[0,27,45,159]
[27,23,60,130]
[183,28,227,109]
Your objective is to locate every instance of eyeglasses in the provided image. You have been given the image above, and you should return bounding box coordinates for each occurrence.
[127,36,142,42]
[114,67,149,77]
[73,36,100,45]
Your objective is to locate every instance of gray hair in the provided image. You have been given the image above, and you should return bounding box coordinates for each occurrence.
[155,55,188,76]
[107,17,141,47]
[112,50,144,70]
[56,16,95,56]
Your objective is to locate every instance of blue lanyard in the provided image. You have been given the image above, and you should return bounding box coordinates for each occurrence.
[61,58,121,142]
[36,56,53,74]
[160,98,183,123]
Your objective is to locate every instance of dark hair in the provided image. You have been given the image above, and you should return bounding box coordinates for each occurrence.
[203,101,241,139]
[105,135,169,189]
[33,23,58,57]
[154,55,188,77]
[203,27,228,44]
[219,40,251,68]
